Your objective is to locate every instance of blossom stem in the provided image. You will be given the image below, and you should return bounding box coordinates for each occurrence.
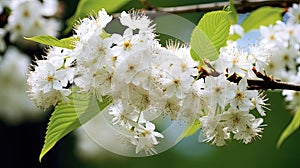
[136,110,143,123]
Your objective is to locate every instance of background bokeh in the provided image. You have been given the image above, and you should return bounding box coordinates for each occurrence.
[1,0,300,167]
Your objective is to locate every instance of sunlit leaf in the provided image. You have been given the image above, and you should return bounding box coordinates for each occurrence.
[241,6,284,33]
[25,36,78,49]
[39,88,112,162]
[190,48,201,61]
[64,0,129,34]
[225,0,238,24]
[100,29,111,39]
[177,119,202,142]
[190,11,230,61]
[184,119,202,138]
[190,28,218,61]
[277,107,300,148]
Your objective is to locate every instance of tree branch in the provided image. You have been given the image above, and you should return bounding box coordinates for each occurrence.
[247,79,300,91]
[113,0,299,19]
[201,66,300,91]
[156,0,300,14]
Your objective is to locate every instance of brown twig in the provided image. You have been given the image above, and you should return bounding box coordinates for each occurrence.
[139,0,158,11]
[112,0,297,19]
[246,67,300,91]
[156,0,299,14]
[247,79,300,91]
[202,66,300,91]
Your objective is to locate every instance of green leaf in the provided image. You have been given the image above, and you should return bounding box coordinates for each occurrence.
[190,11,230,61]
[177,119,202,141]
[39,88,112,162]
[225,0,238,24]
[190,48,201,61]
[100,29,111,39]
[225,0,239,41]
[64,0,129,34]
[25,36,78,49]
[184,119,202,137]
[241,6,284,33]
[229,33,241,41]
[277,107,300,148]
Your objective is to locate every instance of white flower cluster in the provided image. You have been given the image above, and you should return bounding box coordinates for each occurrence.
[0,0,60,125]
[259,4,300,112]
[287,3,300,24]
[0,0,60,49]
[28,9,269,153]
[203,41,269,146]
[0,46,42,124]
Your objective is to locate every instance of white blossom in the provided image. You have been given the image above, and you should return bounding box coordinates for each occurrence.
[229,24,244,36]
[251,92,269,116]
[200,113,230,146]
[0,47,41,124]
[0,28,6,52]
[108,103,140,128]
[249,44,270,72]
[222,110,255,133]
[120,11,154,31]
[233,118,264,144]
[287,3,300,24]
[203,75,235,109]
[133,121,164,154]
[258,5,300,115]
[6,0,60,43]
[230,78,257,111]
[215,41,252,76]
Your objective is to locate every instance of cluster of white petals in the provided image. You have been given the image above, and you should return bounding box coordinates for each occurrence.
[28,9,270,153]
[0,0,60,125]
[287,3,300,24]
[0,0,60,47]
[199,73,267,146]
[259,4,300,112]
[0,47,42,124]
